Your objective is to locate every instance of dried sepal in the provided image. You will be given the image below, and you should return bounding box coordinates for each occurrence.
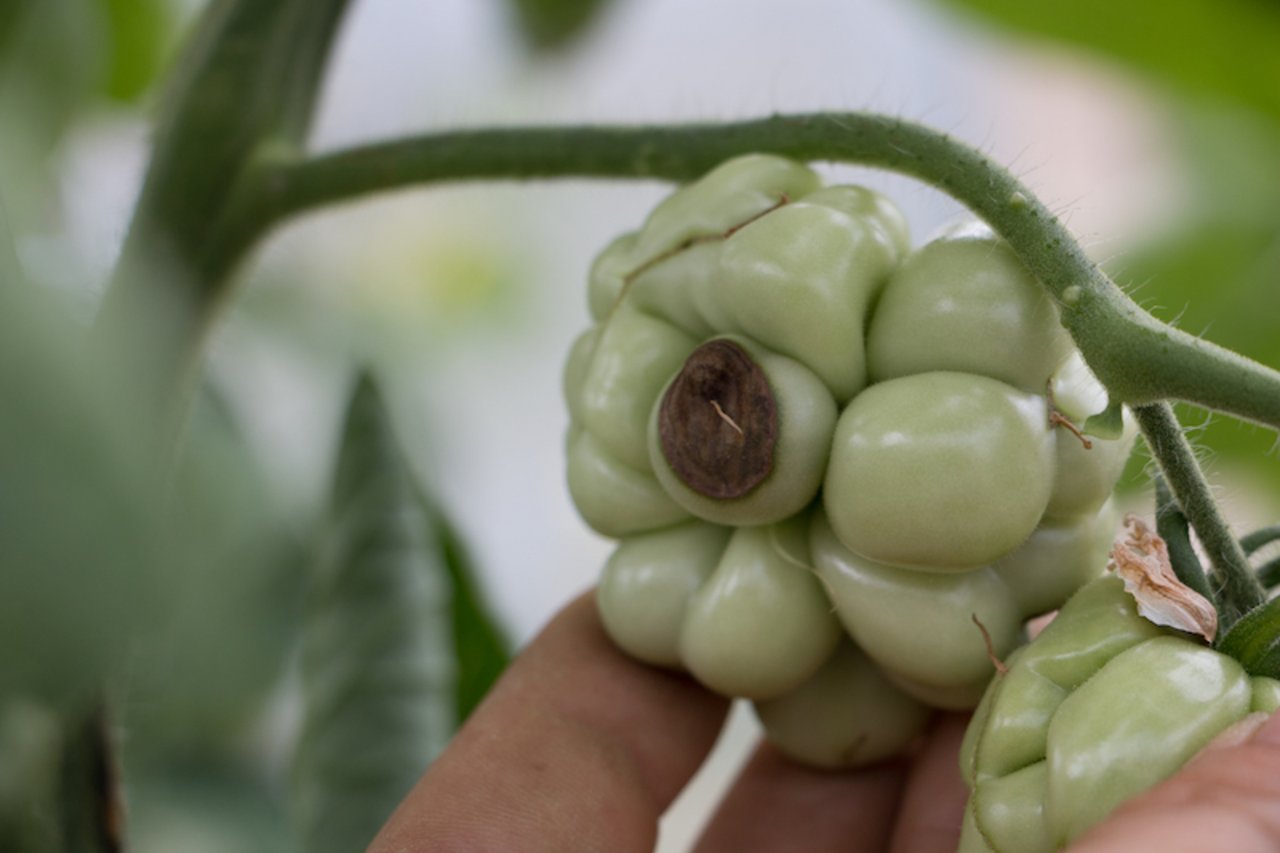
[1109,514,1218,643]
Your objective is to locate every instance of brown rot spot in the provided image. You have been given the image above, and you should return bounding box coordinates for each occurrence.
[658,339,778,499]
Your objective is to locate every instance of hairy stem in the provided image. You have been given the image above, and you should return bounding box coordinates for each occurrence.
[1134,402,1264,628]
[1241,524,1280,556]
[213,113,1280,431]
[1153,474,1217,610]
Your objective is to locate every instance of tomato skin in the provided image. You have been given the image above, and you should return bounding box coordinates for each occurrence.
[811,508,1025,710]
[596,517,841,701]
[991,499,1117,617]
[578,302,698,473]
[1044,352,1138,520]
[866,225,1073,393]
[565,426,690,538]
[752,638,930,769]
[823,371,1054,572]
[596,520,730,668]
[716,198,899,403]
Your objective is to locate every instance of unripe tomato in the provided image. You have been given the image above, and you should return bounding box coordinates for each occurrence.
[866,224,1072,393]
[823,371,1054,570]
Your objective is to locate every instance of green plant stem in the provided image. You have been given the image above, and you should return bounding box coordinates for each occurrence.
[1242,524,1280,556]
[1259,555,1280,589]
[93,0,355,453]
[1153,474,1217,609]
[213,113,1280,431]
[1134,402,1264,628]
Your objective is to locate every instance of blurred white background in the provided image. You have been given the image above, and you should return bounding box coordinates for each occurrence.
[46,0,1187,847]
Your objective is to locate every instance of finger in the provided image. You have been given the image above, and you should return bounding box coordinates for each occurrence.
[888,713,971,853]
[369,591,731,853]
[693,739,909,853]
[1070,710,1280,852]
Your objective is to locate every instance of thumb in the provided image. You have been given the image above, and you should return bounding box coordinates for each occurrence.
[1070,710,1280,852]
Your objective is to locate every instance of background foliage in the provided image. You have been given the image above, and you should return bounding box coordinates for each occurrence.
[1,0,1277,849]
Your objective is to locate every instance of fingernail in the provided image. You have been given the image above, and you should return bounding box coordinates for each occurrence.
[1250,710,1280,746]
[1204,712,1268,753]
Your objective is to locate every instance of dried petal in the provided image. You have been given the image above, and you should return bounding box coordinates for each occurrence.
[1109,515,1217,643]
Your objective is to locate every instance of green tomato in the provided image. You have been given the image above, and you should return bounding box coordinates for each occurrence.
[1044,352,1137,520]
[961,576,1280,852]
[631,153,821,262]
[753,638,931,769]
[823,371,1054,570]
[579,302,698,472]
[866,224,1072,393]
[562,326,599,425]
[596,521,732,668]
[586,231,638,322]
[716,200,899,402]
[1045,637,1251,842]
[991,499,1117,617]
[811,509,1023,710]
[799,184,911,264]
[648,335,837,527]
[680,519,841,700]
[628,241,728,338]
[565,427,690,537]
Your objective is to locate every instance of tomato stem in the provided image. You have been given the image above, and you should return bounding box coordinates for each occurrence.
[1153,473,1217,618]
[245,114,1280,432]
[1134,402,1264,629]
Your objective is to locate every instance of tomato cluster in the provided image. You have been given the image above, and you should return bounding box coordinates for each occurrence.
[564,154,1136,767]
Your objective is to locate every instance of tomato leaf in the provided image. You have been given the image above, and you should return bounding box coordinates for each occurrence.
[430,508,510,723]
[932,0,1280,121]
[99,0,173,103]
[0,286,170,711]
[291,375,455,853]
[1217,596,1280,678]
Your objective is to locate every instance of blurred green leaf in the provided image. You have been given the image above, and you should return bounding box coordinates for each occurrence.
[933,0,1280,121]
[0,1,106,224]
[124,757,292,853]
[120,385,306,758]
[431,510,509,723]
[0,701,61,853]
[0,196,19,290]
[291,375,455,853]
[98,0,356,413]
[100,0,173,103]
[0,286,172,711]
[506,0,613,52]
[57,707,120,853]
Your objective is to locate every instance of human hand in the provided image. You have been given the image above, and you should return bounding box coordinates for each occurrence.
[368,591,968,852]
[368,592,1280,852]
[1068,710,1280,852]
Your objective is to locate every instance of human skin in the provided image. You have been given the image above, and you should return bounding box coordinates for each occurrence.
[368,593,1280,853]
